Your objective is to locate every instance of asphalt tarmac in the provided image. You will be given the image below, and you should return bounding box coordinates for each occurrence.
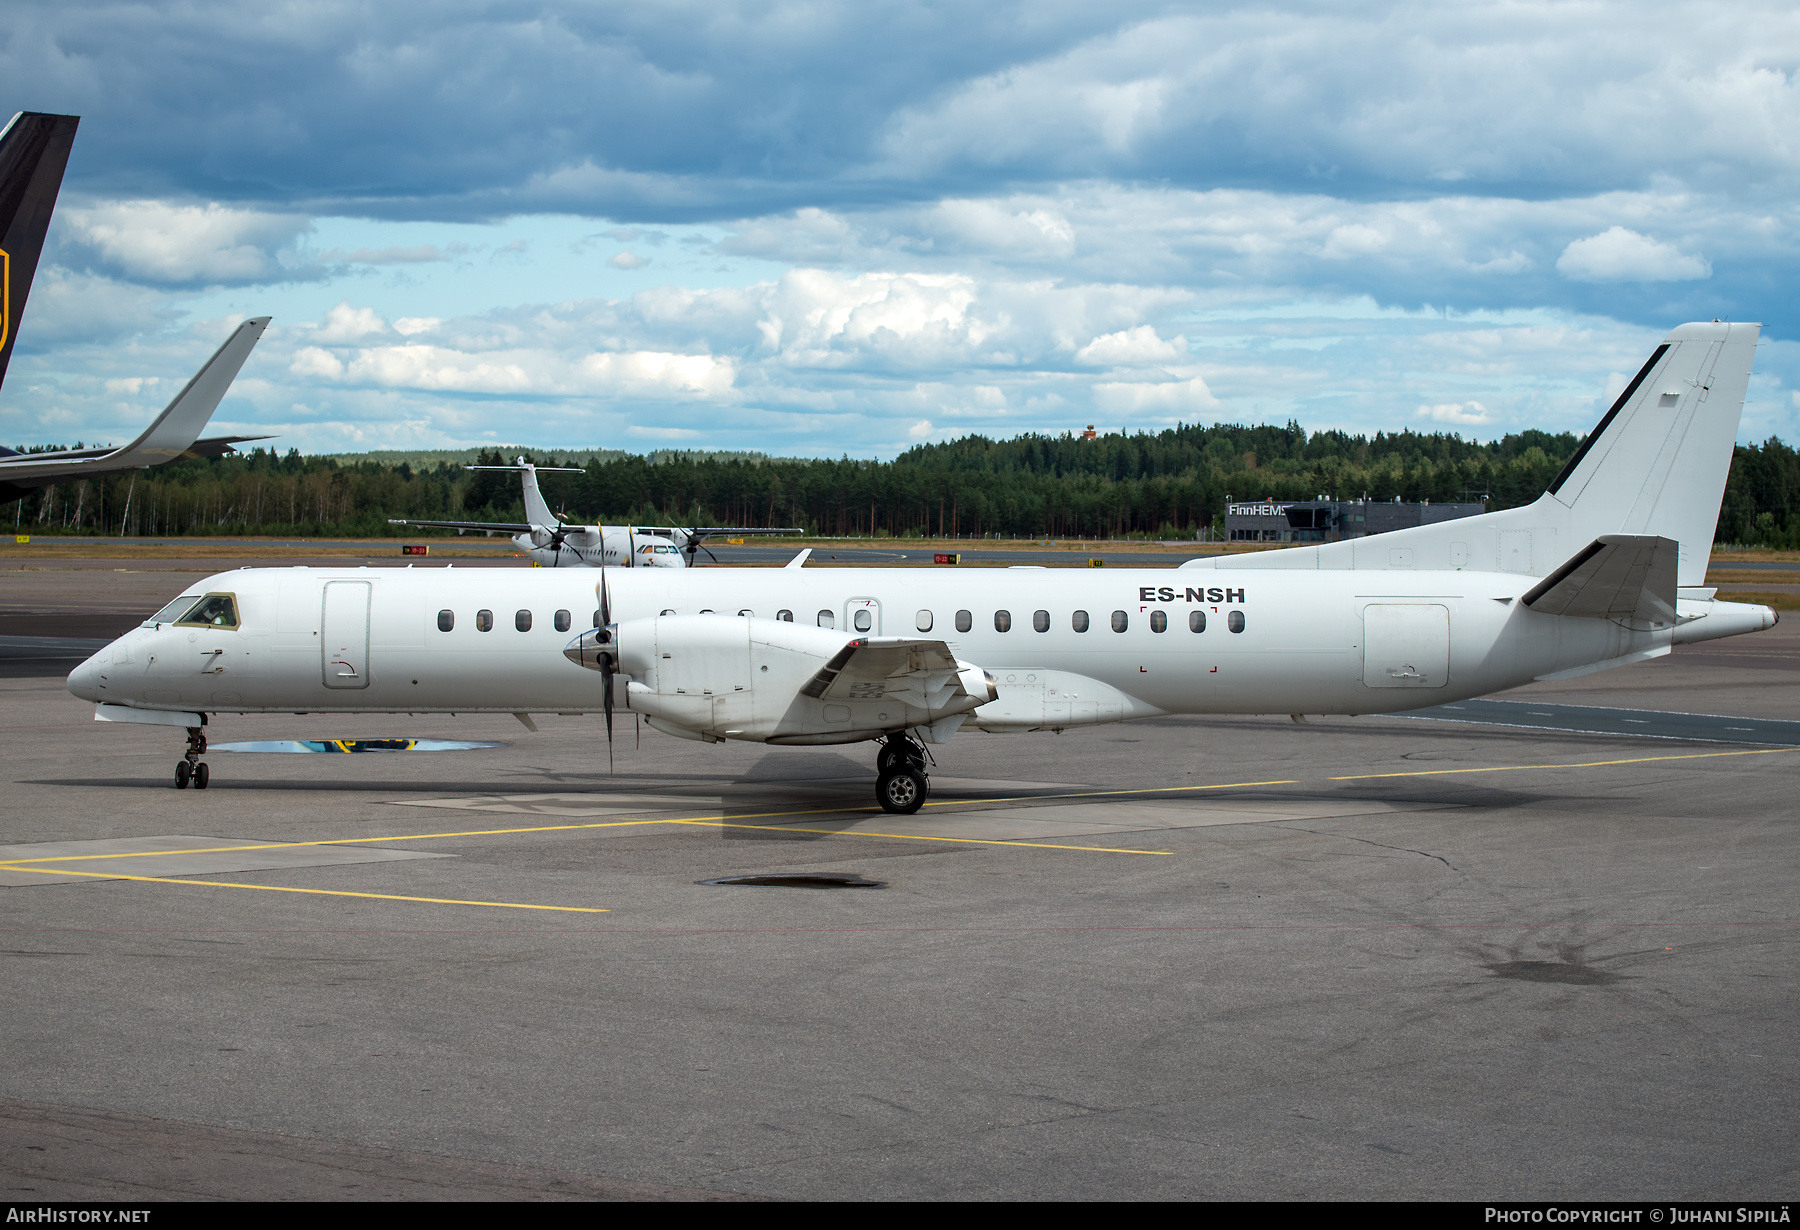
[1,562,1796,1200]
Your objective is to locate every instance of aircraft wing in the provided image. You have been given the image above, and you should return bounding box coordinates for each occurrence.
[690,527,805,538]
[0,317,271,483]
[388,518,535,533]
[798,636,977,709]
[1522,535,1678,624]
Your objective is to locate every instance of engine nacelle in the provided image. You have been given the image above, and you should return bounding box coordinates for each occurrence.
[564,614,993,745]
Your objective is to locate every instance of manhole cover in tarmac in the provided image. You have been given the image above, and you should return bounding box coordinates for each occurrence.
[1484,961,1623,985]
[700,873,886,889]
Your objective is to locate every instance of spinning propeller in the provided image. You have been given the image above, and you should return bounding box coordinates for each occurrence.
[596,568,615,770]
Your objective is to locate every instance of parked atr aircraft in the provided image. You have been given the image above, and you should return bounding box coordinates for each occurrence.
[70,322,1772,812]
[389,458,802,568]
[0,110,271,504]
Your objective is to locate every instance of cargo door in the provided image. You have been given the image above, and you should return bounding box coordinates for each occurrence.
[321,581,371,689]
[1362,604,1449,689]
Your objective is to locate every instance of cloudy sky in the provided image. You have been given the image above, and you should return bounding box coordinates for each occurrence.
[4,0,1799,457]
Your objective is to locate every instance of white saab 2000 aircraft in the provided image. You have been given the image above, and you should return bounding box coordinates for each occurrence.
[388,458,801,568]
[69,322,1774,813]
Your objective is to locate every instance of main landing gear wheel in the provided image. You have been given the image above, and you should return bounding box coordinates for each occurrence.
[876,743,922,775]
[175,761,191,789]
[193,761,210,790]
[876,732,928,776]
[876,767,928,815]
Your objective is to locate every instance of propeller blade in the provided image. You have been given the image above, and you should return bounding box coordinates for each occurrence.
[595,574,614,772]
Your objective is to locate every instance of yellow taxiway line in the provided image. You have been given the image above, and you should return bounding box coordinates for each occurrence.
[6,744,1793,913]
[1330,745,1800,781]
[5,864,606,912]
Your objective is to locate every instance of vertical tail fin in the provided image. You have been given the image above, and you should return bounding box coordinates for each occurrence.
[1190,321,1760,586]
[0,112,80,392]
[1547,321,1759,584]
[518,459,558,527]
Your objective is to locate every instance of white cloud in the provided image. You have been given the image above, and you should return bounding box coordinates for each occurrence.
[1092,377,1220,414]
[908,419,935,438]
[393,317,442,337]
[319,244,456,266]
[1075,326,1185,365]
[610,250,651,270]
[626,425,702,439]
[343,345,533,393]
[1417,400,1493,425]
[578,351,735,397]
[311,302,392,344]
[1556,227,1712,282]
[62,201,311,284]
[289,347,345,379]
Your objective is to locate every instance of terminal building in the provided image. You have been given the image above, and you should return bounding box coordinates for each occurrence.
[1223,496,1486,544]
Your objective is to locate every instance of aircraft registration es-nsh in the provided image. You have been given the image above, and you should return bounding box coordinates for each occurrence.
[69,322,1775,812]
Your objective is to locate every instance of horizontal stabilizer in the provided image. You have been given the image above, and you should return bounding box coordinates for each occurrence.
[1522,535,1677,624]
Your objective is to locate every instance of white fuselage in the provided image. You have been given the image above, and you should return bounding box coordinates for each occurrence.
[515,527,687,569]
[66,564,1774,732]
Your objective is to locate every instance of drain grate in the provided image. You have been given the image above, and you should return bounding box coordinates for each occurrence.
[700,873,885,889]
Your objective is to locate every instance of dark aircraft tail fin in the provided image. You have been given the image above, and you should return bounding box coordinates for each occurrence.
[0,112,80,392]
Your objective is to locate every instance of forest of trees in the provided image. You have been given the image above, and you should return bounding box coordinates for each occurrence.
[8,421,1800,546]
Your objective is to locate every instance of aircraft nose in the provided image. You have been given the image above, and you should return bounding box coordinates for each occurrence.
[66,652,103,702]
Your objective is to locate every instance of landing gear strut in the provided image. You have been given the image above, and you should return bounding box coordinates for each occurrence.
[175,726,210,790]
[875,733,929,814]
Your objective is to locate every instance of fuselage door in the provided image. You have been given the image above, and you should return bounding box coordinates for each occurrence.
[845,597,881,635]
[1362,604,1449,688]
[322,581,372,689]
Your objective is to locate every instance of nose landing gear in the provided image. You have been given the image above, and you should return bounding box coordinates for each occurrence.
[175,726,210,790]
[875,733,930,815]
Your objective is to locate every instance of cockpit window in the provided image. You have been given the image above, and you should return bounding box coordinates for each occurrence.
[148,595,203,626]
[174,593,239,629]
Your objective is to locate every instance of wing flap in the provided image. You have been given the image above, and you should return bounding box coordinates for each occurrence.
[798,636,970,706]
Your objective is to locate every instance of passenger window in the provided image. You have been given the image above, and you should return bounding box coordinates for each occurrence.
[994,610,1011,633]
[853,609,873,632]
[515,609,532,632]
[738,609,754,617]
[660,609,676,616]
[916,610,933,632]
[1033,610,1049,632]
[1072,610,1090,633]
[476,609,494,632]
[1111,610,1128,633]
[176,594,238,629]
[1190,610,1206,633]
[1229,610,1245,634]
[1150,610,1167,633]
[554,609,571,632]
[777,609,794,622]
[437,609,455,633]
[817,610,835,629]
[700,609,714,615]
[955,610,972,633]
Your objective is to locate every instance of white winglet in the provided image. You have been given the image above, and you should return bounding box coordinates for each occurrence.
[785,548,812,569]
